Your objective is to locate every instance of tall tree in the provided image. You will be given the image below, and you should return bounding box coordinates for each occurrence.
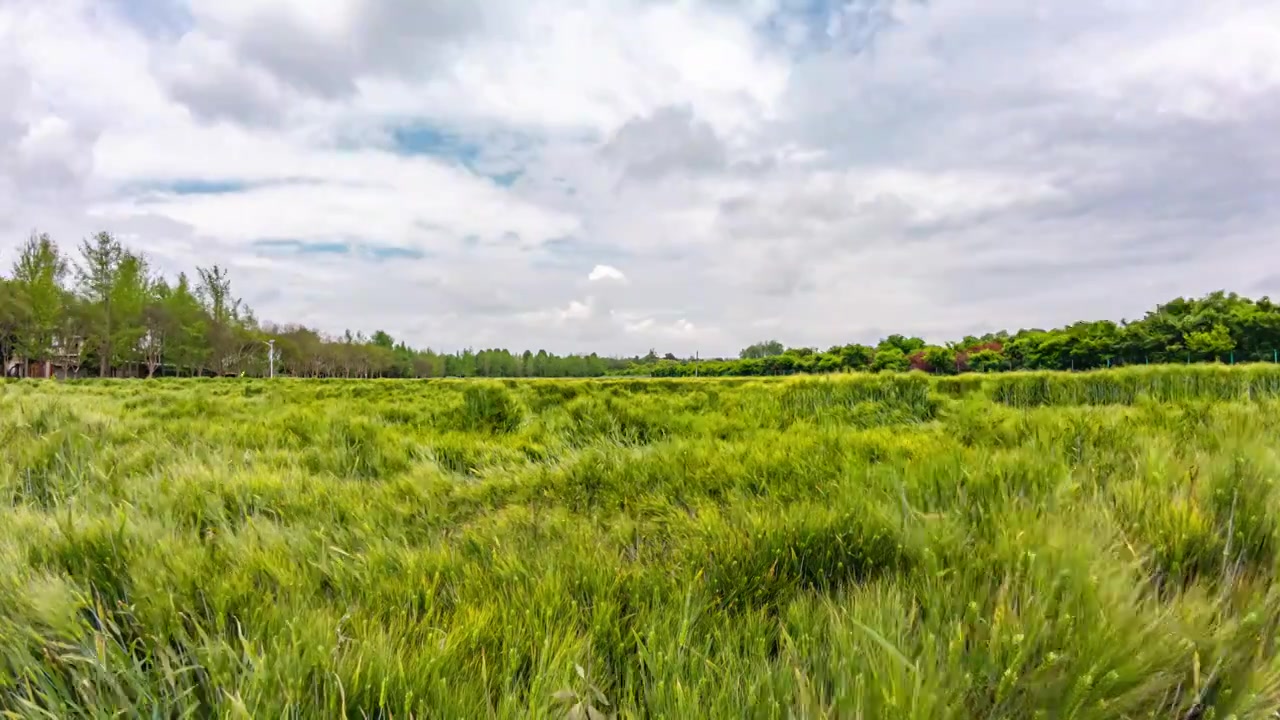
[140,278,171,378]
[53,294,89,379]
[75,231,125,377]
[10,232,68,376]
[739,340,785,359]
[0,277,31,376]
[196,265,239,326]
[196,264,247,375]
[162,273,209,376]
[110,251,151,376]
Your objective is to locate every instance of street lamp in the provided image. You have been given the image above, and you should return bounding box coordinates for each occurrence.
[264,339,276,378]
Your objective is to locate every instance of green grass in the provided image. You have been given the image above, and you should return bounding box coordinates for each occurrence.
[2,367,1280,718]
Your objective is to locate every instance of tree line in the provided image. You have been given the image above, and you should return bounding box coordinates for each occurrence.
[626,291,1279,377]
[2,230,1274,381]
[0,231,628,379]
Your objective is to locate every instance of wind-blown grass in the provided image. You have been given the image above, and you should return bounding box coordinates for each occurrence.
[2,367,1280,717]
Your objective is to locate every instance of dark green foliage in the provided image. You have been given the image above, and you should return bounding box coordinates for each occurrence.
[871,347,911,373]
[630,291,1280,378]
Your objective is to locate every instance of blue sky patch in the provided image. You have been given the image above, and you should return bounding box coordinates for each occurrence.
[489,170,523,187]
[123,179,256,200]
[253,239,352,255]
[392,125,482,165]
[106,0,193,38]
[254,238,429,262]
[168,179,252,195]
[362,245,428,261]
[757,0,831,48]
[125,177,329,199]
[756,0,899,55]
[390,123,537,186]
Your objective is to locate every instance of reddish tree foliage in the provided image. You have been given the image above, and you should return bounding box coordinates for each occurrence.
[956,341,1004,373]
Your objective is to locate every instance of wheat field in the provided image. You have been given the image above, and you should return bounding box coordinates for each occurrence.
[2,368,1279,718]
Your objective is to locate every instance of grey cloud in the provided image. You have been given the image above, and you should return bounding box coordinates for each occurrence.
[356,0,509,70]
[0,60,98,235]
[600,105,727,181]
[747,248,818,298]
[164,65,284,126]
[0,65,27,227]
[170,0,522,121]
[231,10,359,100]
[708,177,927,302]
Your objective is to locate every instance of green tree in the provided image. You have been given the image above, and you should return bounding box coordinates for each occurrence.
[922,345,958,374]
[196,264,250,375]
[871,347,910,372]
[140,277,172,378]
[9,230,68,376]
[877,334,926,355]
[967,348,1005,373]
[739,340,785,359]
[0,277,31,375]
[836,344,875,370]
[815,352,842,373]
[110,251,151,375]
[162,273,209,375]
[10,232,68,376]
[1185,324,1235,362]
[53,293,90,377]
[75,231,126,377]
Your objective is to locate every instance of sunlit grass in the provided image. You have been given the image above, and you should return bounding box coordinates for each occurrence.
[1,367,1279,717]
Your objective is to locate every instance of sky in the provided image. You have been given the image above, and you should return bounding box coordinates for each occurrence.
[0,0,1277,357]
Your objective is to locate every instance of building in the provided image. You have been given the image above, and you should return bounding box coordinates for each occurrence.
[5,358,77,379]
[3,337,85,379]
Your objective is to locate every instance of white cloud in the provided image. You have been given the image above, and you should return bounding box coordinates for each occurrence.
[1,0,1279,358]
[587,264,627,283]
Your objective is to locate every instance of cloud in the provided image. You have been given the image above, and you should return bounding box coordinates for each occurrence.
[587,264,627,283]
[159,32,289,126]
[600,105,727,181]
[1,0,1278,358]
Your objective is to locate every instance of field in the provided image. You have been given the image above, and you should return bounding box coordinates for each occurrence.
[2,367,1280,718]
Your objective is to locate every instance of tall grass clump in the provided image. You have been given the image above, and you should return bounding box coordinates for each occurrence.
[455,383,526,434]
[988,364,1280,407]
[776,374,938,427]
[2,369,1280,717]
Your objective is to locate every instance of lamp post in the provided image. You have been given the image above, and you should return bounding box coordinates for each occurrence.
[264,339,275,378]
